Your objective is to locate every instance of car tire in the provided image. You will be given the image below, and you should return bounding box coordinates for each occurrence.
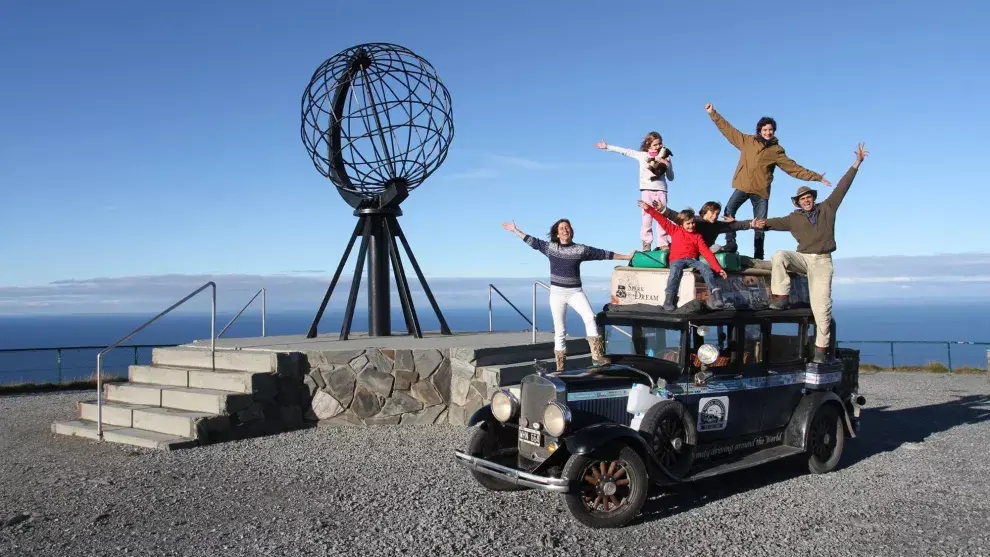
[639,400,696,479]
[465,424,528,492]
[806,403,845,474]
[561,443,648,529]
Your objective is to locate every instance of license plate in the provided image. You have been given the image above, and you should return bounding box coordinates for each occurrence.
[519,427,542,446]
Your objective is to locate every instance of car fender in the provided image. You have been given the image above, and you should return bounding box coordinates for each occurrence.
[563,423,652,457]
[784,391,856,449]
[563,423,683,484]
[467,405,494,428]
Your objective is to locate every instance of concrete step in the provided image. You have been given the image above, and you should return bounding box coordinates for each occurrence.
[132,407,229,439]
[152,346,277,373]
[469,338,591,367]
[128,364,270,394]
[51,420,197,450]
[478,354,594,390]
[77,401,230,439]
[105,383,253,415]
[78,400,150,428]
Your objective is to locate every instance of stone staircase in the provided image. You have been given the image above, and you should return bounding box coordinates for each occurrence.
[52,346,291,450]
[51,334,598,450]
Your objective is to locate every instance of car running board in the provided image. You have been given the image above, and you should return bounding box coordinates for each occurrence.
[685,445,805,482]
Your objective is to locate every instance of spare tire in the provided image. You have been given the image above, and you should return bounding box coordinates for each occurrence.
[639,400,697,479]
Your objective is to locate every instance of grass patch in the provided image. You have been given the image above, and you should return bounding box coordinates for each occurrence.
[0,372,127,395]
[859,362,986,374]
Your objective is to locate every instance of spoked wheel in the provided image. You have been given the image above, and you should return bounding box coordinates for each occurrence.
[465,424,527,491]
[807,404,845,474]
[562,444,648,528]
[640,400,696,478]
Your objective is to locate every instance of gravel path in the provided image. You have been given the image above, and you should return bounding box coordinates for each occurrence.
[2,372,989,557]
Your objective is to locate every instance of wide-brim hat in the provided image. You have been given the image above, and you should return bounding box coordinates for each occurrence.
[791,185,817,208]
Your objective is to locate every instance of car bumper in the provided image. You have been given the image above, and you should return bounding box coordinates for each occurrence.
[453,450,570,492]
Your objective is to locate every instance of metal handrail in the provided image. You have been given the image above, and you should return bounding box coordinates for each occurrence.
[487,284,534,333]
[837,339,990,372]
[96,281,216,437]
[532,281,550,343]
[217,288,267,338]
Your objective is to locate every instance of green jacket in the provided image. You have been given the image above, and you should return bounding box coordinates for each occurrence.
[764,166,858,254]
[710,110,823,200]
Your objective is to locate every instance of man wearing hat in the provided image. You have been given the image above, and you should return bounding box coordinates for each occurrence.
[762,143,869,363]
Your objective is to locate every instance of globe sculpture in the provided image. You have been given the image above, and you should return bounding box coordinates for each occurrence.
[301,43,454,339]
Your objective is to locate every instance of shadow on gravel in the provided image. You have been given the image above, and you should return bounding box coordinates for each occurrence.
[843,394,990,465]
[633,394,990,526]
[636,458,804,525]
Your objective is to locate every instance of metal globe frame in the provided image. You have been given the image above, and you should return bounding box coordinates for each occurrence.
[300,43,454,340]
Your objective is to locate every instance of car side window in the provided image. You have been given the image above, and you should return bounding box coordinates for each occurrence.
[741,324,763,364]
[806,323,816,356]
[769,322,802,364]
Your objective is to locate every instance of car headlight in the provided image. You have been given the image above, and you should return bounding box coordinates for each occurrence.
[491,389,518,423]
[698,343,720,365]
[542,402,571,437]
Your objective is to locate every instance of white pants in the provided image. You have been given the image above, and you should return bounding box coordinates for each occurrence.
[771,251,834,349]
[549,286,599,351]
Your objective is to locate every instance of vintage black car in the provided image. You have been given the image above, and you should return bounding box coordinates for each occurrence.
[454,304,866,528]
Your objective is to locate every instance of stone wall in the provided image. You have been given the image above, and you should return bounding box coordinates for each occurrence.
[299,347,490,427]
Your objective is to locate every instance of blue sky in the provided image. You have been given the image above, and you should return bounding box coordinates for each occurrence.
[1,0,988,294]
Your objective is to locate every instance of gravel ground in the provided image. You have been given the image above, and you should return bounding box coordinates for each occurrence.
[1,372,989,557]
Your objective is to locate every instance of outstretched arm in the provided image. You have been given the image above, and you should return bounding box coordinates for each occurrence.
[706,103,747,151]
[823,143,869,210]
[775,150,831,187]
[584,246,633,261]
[596,139,641,159]
[762,216,793,231]
[503,221,548,256]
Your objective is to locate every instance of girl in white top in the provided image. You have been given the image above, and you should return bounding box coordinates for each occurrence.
[596,131,674,251]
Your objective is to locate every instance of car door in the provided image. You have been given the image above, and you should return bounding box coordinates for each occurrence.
[684,322,765,442]
[760,319,809,431]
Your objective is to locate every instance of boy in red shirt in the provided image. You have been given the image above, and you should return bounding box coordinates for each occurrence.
[638,200,729,311]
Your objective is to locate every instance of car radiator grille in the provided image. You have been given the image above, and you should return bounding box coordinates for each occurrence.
[520,378,556,427]
[568,397,632,426]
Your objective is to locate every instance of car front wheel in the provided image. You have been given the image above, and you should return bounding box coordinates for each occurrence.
[561,443,648,528]
[465,424,528,491]
[807,403,845,474]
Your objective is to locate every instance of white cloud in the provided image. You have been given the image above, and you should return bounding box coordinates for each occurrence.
[3,252,990,315]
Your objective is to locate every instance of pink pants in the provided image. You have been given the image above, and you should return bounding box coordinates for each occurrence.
[641,189,670,248]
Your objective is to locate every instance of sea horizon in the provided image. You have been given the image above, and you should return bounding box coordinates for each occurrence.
[0,300,987,386]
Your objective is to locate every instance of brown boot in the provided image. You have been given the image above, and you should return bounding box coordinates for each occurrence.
[587,336,611,366]
[554,350,566,372]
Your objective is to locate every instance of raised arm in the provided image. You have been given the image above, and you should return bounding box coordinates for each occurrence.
[706,103,747,151]
[822,143,868,210]
[638,201,678,236]
[502,221,549,256]
[774,149,829,186]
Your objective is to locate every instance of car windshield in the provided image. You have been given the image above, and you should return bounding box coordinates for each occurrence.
[604,322,683,364]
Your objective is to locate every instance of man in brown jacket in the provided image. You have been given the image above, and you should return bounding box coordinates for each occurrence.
[763,143,869,363]
[706,103,831,260]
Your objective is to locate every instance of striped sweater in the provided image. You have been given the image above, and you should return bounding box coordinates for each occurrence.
[524,235,615,288]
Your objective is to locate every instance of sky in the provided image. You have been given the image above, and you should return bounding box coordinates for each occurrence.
[1,0,989,311]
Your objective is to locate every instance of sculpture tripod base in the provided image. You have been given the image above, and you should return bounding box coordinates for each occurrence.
[307,207,451,340]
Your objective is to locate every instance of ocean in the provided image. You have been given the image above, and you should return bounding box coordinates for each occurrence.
[0,301,988,385]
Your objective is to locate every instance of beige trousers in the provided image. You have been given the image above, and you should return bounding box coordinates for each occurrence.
[770,251,834,348]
